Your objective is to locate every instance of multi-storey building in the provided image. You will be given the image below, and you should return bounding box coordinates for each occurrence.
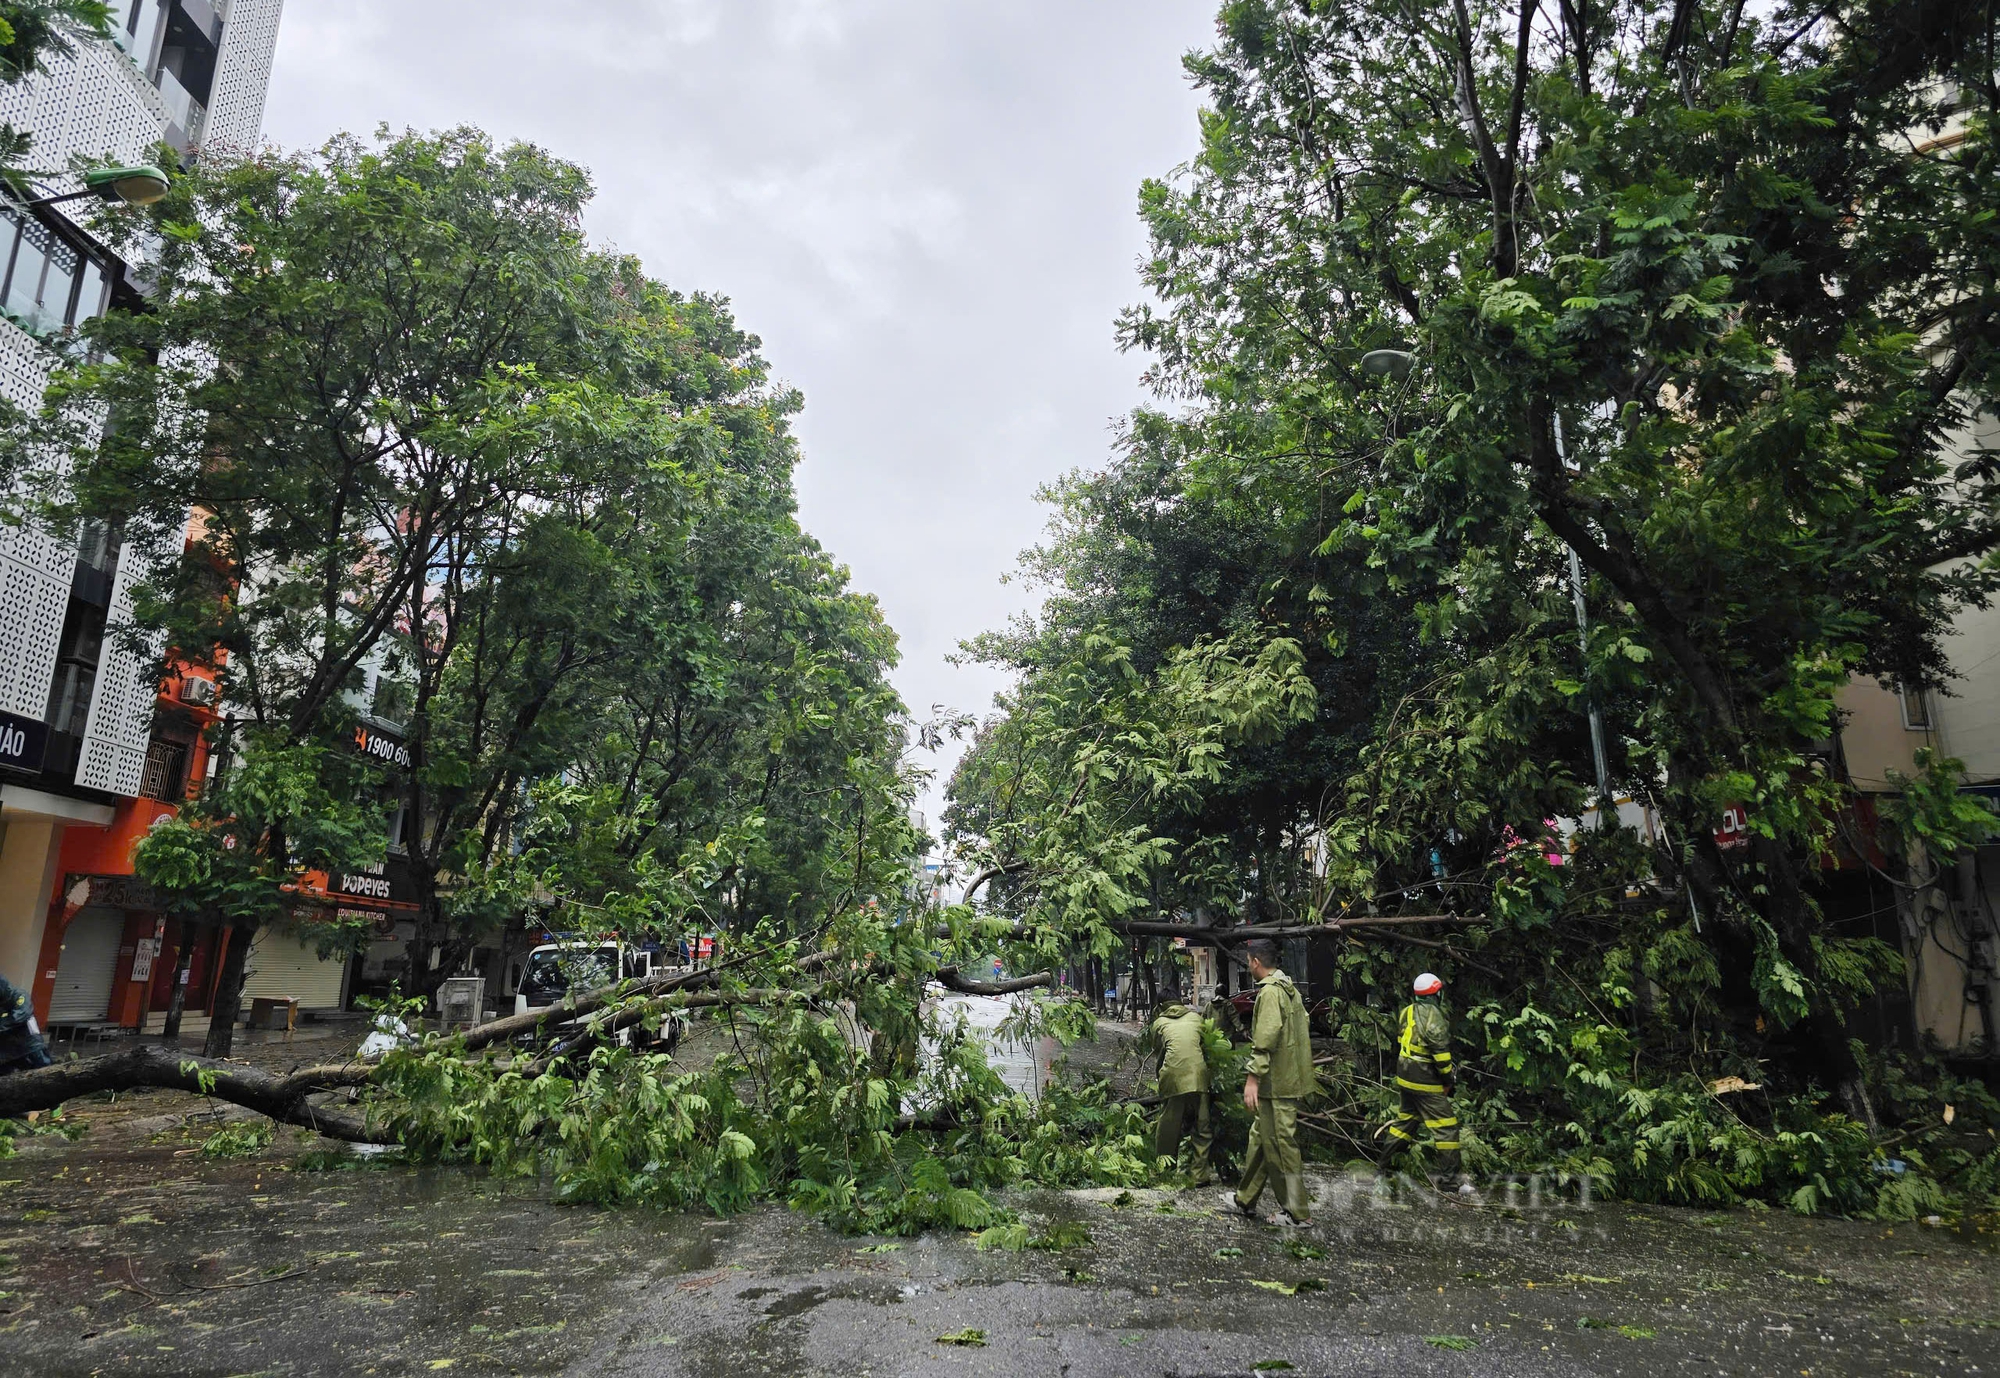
[1834,407,2000,1062]
[0,2,288,1037]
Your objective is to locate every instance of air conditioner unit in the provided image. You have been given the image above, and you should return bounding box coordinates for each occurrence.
[178,676,217,708]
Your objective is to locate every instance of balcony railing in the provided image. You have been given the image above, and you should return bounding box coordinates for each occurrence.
[157,66,206,145]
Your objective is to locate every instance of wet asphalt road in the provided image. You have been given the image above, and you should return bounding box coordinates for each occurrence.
[2,1097,1997,1378]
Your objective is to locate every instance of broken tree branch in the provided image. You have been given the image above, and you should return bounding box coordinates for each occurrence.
[935,966,1055,996]
[0,1043,382,1142]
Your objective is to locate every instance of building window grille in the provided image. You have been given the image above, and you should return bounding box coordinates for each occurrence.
[140,738,189,801]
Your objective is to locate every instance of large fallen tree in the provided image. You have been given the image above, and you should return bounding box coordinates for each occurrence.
[0,906,1461,1125]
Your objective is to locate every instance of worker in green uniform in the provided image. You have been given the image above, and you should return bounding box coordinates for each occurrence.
[1223,939,1314,1227]
[1385,971,1463,1186]
[0,973,51,1076]
[1150,995,1215,1183]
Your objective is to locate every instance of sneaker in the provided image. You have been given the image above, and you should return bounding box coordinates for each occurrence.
[1219,1192,1257,1219]
[1271,1209,1311,1229]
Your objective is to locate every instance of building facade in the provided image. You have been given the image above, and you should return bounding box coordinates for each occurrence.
[0,2,291,1036]
[1833,407,2000,1060]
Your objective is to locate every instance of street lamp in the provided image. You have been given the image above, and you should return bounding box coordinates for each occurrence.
[1360,348,1416,381]
[25,164,171,211]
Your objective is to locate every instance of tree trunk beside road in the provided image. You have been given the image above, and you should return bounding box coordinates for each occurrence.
[201,921,252,1059]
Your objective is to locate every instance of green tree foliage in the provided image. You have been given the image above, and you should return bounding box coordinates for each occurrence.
[949,628,1318,962]
[360,907,1157,1234]
[948,0,2000,1211]
[9,128,912,1052]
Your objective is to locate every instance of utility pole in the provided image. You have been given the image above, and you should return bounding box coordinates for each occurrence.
[1554,415,1614,827]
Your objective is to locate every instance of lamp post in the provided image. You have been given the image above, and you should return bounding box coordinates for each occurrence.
[24,164,170,211]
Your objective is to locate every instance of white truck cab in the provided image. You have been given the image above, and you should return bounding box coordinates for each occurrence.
[511,939,685,1052]
[513,940,653,1017]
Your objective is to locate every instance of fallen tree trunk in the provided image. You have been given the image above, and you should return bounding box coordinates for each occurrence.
[947,914,1482,945]
[0,954,776,1130]
[455,932,847,1054]
[935,966,1054,996]
[517,987,812,1075]
[0,1043,383,1142]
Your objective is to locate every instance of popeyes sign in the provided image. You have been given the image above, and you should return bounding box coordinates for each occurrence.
[1714,802,1752,852]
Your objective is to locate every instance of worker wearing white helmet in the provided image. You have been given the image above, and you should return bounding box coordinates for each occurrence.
[1384,971,1462,1185]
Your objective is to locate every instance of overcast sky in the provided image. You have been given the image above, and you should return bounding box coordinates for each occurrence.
[262,0,1216,829]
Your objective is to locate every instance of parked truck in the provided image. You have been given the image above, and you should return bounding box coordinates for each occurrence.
[512,940,687,1052]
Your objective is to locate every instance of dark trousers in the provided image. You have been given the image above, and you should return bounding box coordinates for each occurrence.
[1155,1090,1215,1181]
[1236,1097,1310,1220]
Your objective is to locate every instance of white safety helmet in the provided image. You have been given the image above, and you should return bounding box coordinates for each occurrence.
[1413,972,1443,996]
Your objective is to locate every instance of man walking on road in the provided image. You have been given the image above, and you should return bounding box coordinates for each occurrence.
[1385,972,1464,1187]
[1224,939,1314,1226]
[1151,996,1216,1183]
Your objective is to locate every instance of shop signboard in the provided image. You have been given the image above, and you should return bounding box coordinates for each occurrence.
[1714,803,1753,852]
[353,724,412,770]
[0,708,48,774]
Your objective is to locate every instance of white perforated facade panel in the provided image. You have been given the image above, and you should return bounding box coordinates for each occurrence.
[75,530,174,797]
[0,44,171,170]
[0,307,50,405]
[0,531,70,719]
[0,321,67,720]
[0,8,282,798]
[205,0,285,153]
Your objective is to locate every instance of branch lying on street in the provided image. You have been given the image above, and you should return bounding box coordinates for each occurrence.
[0,1043,382,1142]
[0,954,789,1131]
[453,960,727,1053]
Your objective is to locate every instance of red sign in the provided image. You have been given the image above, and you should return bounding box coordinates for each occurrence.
[1714,803,1752,852]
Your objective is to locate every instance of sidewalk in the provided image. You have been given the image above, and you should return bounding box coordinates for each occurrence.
[46,1013,373,1076]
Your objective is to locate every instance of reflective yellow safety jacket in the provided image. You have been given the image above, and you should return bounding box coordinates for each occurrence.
[1394,998,1454,1094]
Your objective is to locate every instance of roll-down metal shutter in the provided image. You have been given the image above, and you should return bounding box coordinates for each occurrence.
[47,907,123,1022]
[239,924,347,1011]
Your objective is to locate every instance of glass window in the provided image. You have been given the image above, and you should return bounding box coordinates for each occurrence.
[75,519,123,575]
[520,947,619,1001]
[122,1,168,71]
[1900,685,1934,732]
[36,236,79,333]
[4,223,46,327]
[0,206,113,335]
[72,262,112,326]
[47,663,95,735]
